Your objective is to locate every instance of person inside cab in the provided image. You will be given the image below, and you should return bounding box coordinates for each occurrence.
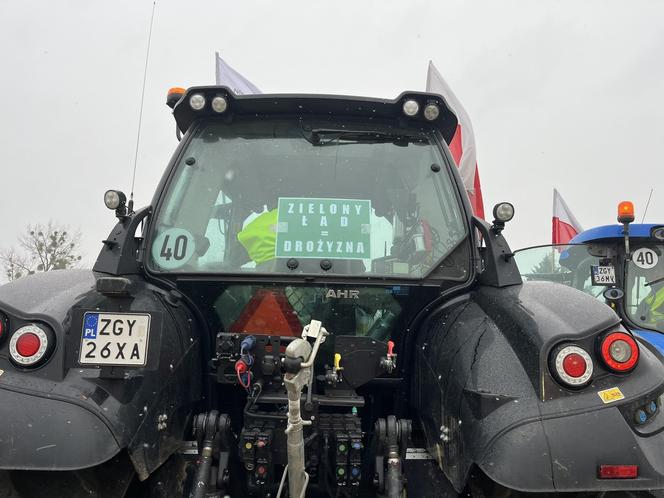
[640,278,664,327]
[632,246,664,330]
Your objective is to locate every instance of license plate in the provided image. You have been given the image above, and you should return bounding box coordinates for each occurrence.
[591,265,616,285]
[79,312,151,366]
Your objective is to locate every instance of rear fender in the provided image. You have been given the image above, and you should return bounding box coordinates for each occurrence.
[412,294,539,491]
[412,281,663,492]
[0,270,201,479]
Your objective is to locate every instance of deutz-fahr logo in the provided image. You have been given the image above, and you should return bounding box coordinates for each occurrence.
[325,289,360,299]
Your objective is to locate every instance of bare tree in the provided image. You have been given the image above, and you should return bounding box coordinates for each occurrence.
[1,222,82,282]
[0,248,32,281]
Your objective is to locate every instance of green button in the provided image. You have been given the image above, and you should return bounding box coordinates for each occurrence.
[337,467,345,476]
[338,444,346,452]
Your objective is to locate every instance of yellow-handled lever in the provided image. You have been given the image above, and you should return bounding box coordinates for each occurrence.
[334,353,342,371]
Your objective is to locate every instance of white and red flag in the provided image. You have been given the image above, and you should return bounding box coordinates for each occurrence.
[552,188,583,244]
[215,53,261,95]
[426,61,485,219]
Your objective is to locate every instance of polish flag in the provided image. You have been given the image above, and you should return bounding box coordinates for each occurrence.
[426,61,485,219]
[552,188,583,244]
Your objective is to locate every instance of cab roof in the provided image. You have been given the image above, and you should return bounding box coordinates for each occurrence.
[570,224,663,243]
[172,86,459,144]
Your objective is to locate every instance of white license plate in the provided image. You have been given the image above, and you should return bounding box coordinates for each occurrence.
[591,265,616,285]
[79,312,151,366]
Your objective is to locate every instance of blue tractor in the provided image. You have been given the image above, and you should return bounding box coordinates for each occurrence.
[515,203,664,354]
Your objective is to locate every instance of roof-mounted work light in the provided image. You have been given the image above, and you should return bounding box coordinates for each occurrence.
[189,93,206,111]
[423,103,440,121]
[402,99,419,117]
[211,95,228,113]
[653,227,664,241]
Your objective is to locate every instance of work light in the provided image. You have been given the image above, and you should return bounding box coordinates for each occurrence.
[402,100,419,117]
[189,93,206,111]
[211,95,228,113]
[423,104,440,121]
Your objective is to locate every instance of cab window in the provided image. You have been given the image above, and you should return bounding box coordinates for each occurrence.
[148,118,469,279]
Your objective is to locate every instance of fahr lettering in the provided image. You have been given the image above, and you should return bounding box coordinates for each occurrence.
[325,289,360,299]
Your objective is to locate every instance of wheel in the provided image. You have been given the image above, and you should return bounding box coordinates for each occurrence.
[126,453,190,498]
[7,454,135,498]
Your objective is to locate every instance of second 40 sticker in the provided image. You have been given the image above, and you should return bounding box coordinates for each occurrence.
[633,247,659,270]
[152,228,196,270]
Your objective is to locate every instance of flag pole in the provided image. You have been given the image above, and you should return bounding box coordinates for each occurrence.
[215,51,220,85]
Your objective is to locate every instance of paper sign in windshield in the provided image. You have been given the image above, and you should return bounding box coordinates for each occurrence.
[275,198,371,259]
[590,265,616,286]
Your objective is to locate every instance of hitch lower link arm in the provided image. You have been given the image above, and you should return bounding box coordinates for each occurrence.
[191,411,232,498]
[374,416,412,498]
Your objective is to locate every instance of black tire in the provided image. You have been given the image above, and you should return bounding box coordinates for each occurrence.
[7,454,135,498]
[126,454,190,498]
[6,454,135,498]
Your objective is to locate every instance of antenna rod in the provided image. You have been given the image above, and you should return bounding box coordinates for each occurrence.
[129,1,157,213]
[641,188,654,223]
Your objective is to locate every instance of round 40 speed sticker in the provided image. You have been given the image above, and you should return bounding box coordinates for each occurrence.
[632,247,659,270]
[151,228,196,270]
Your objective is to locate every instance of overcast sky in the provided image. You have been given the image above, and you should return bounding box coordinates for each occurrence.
[0,0,662,270]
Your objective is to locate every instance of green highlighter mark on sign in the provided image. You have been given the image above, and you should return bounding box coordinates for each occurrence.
[276,198,371,259]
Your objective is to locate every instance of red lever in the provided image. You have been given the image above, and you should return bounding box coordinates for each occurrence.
[387,341,395,356]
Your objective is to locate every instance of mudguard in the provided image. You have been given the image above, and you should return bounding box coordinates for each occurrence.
[413,280,664,492]
[0,270,201,479]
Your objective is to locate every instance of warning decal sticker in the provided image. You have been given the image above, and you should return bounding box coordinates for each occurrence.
[597,387,625,404]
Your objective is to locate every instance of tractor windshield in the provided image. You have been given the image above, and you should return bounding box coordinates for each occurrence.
[625,244,664,333]
[148,117,469,279]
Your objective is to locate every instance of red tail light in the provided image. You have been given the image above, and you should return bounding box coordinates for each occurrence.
[598,465,638,479]
[16,332,41,357]
[9,324,52,367]
[552,345,594,387]
[562,352,587,378]
[600,332,639,373]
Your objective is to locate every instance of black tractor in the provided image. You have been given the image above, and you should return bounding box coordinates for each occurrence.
[2,87,664,497]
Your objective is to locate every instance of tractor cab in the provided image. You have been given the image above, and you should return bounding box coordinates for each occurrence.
[515,202,664,350]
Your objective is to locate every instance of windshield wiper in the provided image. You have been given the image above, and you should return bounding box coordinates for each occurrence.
[302,128,423,147]
[645,276,664,287]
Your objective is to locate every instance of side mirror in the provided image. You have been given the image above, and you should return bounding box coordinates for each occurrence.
[491,202,515,234]
[104,190,128,219]
[603,287,624,302]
